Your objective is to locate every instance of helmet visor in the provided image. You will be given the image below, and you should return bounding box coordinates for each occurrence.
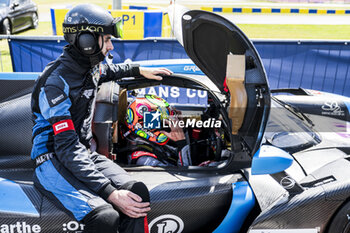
[111,17,123,39]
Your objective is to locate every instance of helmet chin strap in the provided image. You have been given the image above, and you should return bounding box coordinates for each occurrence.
[89,52,105,67]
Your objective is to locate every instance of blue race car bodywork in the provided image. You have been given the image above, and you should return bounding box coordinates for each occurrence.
[0,4,350,233]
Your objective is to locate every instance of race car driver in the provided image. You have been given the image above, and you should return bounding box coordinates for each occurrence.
[31,4,172,233]
[122,95,191,167]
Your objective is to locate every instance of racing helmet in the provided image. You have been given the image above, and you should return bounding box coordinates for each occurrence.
[126,94,174,145]
[62,4,122,62]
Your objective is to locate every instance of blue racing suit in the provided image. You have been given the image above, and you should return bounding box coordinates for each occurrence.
[31,46,149,233]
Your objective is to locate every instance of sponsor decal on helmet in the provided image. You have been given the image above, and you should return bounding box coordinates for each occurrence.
[149,214,184,233]
[63,25,104,34]
[0,222,41,233]
[62,221,85,233]
[136,129,151,139]
[145,94,169,108]
[136,103,152,118]
[127,108,134,124]
[157,133,168,143]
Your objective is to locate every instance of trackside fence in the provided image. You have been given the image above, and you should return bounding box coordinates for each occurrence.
[4,35,350,97]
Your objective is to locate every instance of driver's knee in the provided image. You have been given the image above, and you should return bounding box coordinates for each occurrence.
[82,205,119,233]
[120,181,150,202]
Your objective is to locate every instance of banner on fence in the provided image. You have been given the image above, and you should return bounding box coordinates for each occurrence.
[8,37,350,97]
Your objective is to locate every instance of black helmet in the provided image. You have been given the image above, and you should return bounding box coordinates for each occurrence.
[62,4,122,61]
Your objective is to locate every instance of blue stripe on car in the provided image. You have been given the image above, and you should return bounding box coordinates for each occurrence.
[213,181,255,233]
[0,72,40,80]
[36,161,92,220]
[141,64,204,75]
[343,100,350,118]
[0,178,39,217]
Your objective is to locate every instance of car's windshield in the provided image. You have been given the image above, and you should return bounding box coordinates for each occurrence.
[0,0,9,7]
[265,98,321,153]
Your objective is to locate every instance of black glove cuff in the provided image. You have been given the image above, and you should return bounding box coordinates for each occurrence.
[175,139,187,150]
[129,64,140,77]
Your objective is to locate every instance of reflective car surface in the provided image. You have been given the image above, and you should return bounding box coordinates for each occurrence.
[0,0,38,34]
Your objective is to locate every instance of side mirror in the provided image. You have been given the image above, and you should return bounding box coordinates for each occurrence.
[10,2,19,9]
[251,145,293,175]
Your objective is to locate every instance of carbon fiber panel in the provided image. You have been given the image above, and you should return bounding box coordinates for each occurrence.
[246,169,287,211]
[131,171,241,233]
[251,158,350,232]
[0,93,32,156]
[0,155,34,169]
[148,178,233,233]
[0,169,34,182]
[0,183,76,233]
[308,158,350,201]
[0,170,240,232]
[250,186,341,232]
[20,183,42,213]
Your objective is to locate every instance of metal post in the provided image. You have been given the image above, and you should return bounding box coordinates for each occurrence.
[112,0,122,9]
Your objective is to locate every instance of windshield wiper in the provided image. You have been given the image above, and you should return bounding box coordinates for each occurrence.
[272,96,314,127]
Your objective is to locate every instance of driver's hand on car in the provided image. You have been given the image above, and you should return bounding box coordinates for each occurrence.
[160,116,185,141]
[139,67,172,81]
[107,190,151,218]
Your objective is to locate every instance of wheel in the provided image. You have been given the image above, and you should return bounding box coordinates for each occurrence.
[327,201,350,233]
[30,12,38,29]
[2,18,11,35]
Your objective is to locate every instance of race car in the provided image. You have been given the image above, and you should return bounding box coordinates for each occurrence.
[1,4,350,233]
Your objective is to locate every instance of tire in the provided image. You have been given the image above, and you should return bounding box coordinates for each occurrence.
[30,12,38,29]
[327,201,350,233]
[2,18,11,35]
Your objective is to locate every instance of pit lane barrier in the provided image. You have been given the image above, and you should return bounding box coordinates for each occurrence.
[200,7,350,14]
[121,5,350,14]
[50,7,171,40]
[50,5,350,40]
[4,36,350,98]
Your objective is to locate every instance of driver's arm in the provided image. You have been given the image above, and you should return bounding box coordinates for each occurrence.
[160,117,191,166]
[175,140,191,166]
[99,63,172,83]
